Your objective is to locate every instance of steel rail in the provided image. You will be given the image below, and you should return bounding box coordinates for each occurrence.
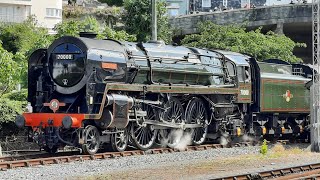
[219,163,320,180]
[0,144,226,171]
[0,150,81,163]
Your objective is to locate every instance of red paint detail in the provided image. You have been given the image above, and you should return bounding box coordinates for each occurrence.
[23,113,85,128]
[43,99,66,113]
[286,90,291,98]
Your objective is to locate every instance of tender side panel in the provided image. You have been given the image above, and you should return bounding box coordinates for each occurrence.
[260,78,310,112]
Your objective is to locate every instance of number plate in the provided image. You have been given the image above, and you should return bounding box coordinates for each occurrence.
[240,89,249,96]
[55,54,74,60]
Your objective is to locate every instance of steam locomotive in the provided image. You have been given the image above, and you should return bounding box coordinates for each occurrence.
[15,34,312,154]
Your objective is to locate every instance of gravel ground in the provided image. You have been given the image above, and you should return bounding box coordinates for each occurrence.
[0,144,314,180]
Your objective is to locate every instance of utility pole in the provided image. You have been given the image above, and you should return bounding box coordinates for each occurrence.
[151,0,157,41]
[311,0,320,152]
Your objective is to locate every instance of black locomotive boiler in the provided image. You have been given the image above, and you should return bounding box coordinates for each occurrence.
[15,35,312,154]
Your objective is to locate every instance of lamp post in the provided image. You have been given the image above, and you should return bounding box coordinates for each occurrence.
[151,0,157,41]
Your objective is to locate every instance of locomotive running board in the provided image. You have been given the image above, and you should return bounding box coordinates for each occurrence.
[143,120,203,129]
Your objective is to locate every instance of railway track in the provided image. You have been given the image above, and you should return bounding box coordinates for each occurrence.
[0,140,306,173]
[0,143,228,170]
[219,163,320,180]
[0,150,80,163]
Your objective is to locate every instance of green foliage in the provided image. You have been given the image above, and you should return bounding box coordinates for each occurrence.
[0,17,53,55]
[0,98,26,124]
[181,22,306,62]
[260,139,268,155]
[82,16,101,33]
[0,18,54,89]
[54,20,84,37]
[55,16,102,38]
[0,44,19,96]
[102,27,137,41]
[55,16,136,42]
[98,0,124,6]
[94,7,122,28]
[0,90,26,135]
[0,97,26,136]
[2,89,27,102]
[123,0,172,43]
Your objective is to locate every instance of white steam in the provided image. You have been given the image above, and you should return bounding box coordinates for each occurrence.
[219,132,230,146]
[160,129,192,150]
[241,134,255,142]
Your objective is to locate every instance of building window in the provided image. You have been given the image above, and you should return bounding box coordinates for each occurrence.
[46,8,62,18]
[168,9,179,16]
[202,0,211,7]
[167,3,180,17]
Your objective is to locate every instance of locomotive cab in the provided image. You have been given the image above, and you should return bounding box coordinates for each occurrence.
[216,50,252,104]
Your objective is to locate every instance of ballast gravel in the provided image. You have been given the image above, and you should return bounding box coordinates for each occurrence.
[0,144,313,180]
[0,146,261,180]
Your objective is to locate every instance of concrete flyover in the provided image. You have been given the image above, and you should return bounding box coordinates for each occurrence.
[171,4,312,63]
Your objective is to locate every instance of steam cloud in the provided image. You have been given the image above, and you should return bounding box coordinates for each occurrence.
[160,129,192,150]
[220,132,230,146]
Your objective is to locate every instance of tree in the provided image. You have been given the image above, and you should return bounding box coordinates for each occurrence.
[123,0,172,43]
[94,7,122,28]
[55,16,137,42]
[102,27,137,41]
[54,16,101,38]
[0,17,54,87]
[54,20,85,38]
[0,43,18,96]
[181,22,306,62]
[0,17,53,56]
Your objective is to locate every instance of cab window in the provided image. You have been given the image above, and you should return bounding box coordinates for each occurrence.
[226,61,236,77]
[237,66,250,83]
[237,67,244,82]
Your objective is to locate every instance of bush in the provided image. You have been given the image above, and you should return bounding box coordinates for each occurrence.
[0,98,26,124]
[2,89,27,101]
[260,139,268,155]
[0,98,26,136]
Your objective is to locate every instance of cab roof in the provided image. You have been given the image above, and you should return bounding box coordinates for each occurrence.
[214,50,250,66]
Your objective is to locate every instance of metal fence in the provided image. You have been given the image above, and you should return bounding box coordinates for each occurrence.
[311,0,320,152]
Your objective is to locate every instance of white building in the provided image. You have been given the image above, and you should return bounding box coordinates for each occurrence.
[0,0,62,33]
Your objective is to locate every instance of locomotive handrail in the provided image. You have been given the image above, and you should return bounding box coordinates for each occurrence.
[131,55,225,69]
[187,52,222,58]
[129,55,200,63]
[208,84,236,88]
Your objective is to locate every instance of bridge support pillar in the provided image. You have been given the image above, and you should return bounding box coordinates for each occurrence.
[274,22,284,34]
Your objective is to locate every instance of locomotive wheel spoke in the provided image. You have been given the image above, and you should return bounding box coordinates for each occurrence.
[82,125,100,155]
[131,104,159,151]
[111,129,129,152]
[160,97,185,148]
[185,98,208,145]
